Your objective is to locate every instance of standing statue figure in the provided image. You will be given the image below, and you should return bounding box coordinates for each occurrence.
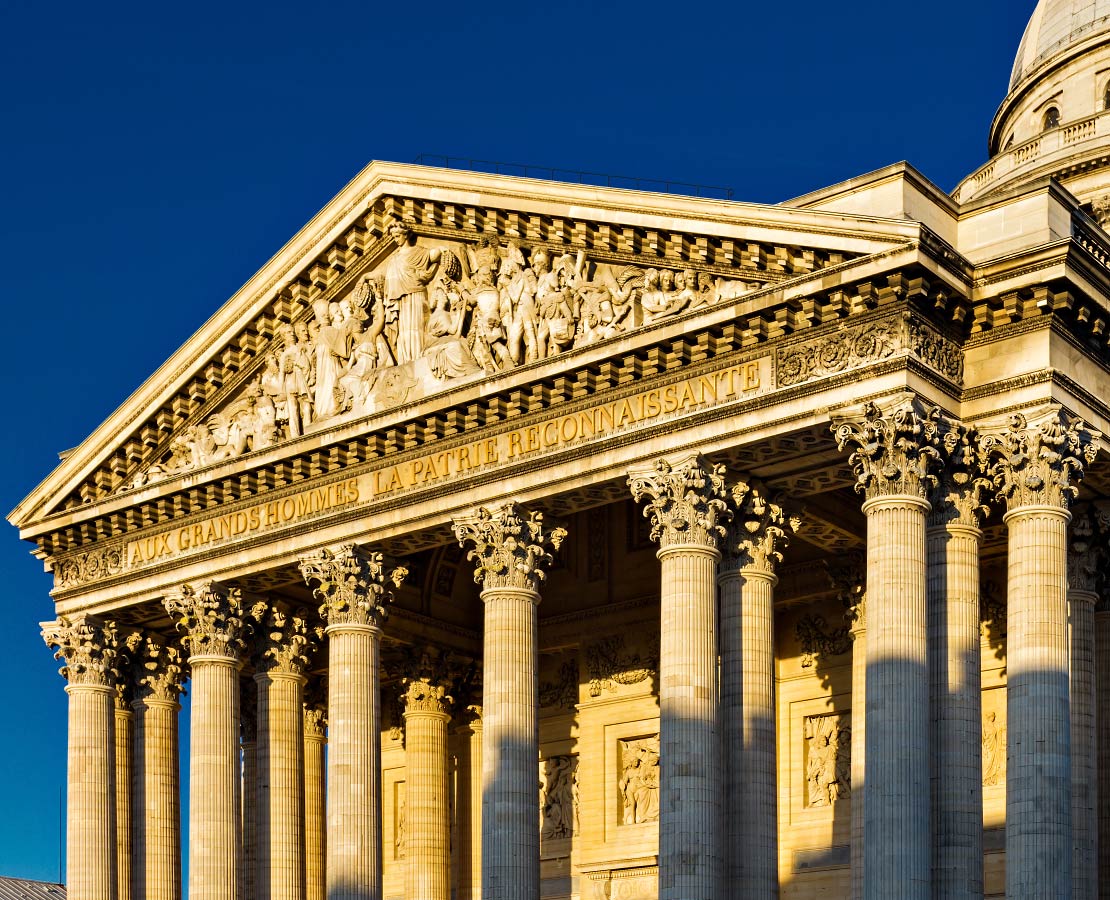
[277,322,314,438]
[499,243,540,365]
[384,218,442,365]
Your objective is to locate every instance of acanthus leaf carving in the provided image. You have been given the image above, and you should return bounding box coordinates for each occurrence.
[722,480,798,573]
[303,676,328,738]
[164,581,250,660]
[1068,503,1103,595]
[825,551,866,632]
[250,601,319,677]
[627,454,731,550]
[124,630,186,703]
[41,615,121,688]
[539,655,579,710]
[977,407,1100,512]
[453,503,566,593]
[929,418,993,529]
[585,635,658,698]
[299,543,408,629]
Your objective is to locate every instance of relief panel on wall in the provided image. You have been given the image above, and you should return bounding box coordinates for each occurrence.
[540,754,580,841]
[803,713,851,808]
[618,735,660,825]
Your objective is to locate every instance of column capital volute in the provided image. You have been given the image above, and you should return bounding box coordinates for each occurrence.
[303,675,328,738]
[720,479,799,575]
[928,417,993,530]
[124,630,186,704]
[164,580,250,660]
[627,453,732,552]
[1068,503,1104,596]
[453,501,566,593]
[831,394,944,503]
[41,614,121,689]
[299,543,408,629]
[977,405,1100,513]
[249,600,320,677]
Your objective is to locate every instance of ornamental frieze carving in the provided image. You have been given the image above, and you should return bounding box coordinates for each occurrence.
[42,615,121,688]
[539,654,579,710]
[453,502,566,593]
[628,454,731,550]
[977,407,1100,512]
[299,543,408,629]
[795,615,852,669]
[585,635,658,698]
[55,544,125,590]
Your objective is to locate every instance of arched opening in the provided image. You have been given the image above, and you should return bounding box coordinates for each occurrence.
[1043,106,1061,131]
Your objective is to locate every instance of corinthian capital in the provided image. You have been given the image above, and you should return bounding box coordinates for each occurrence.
[401,678,453,716]
[1069,504,1103,595]
[41,615,121,688]
[722,480,798,573]
[832,396,942,501]
[304,677,327,738]
[453,502,566,592]
[164,581,249,660]
[977,407,1100,512]
[627,454,732,550]
[299,544,408,629]
[825,551,866,633]
[124,631,185,703]
[250,601,319,677]
[929,418,992,529]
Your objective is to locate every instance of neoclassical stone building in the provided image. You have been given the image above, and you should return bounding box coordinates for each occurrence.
[14,2,1110,899]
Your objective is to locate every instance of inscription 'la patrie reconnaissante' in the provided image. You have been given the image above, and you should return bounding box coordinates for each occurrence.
[121,357,770,571]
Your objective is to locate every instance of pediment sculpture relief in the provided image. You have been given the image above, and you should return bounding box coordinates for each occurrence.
[133,218,750,487]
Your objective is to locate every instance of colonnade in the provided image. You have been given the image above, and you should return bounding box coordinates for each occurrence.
[40,397,1106,900]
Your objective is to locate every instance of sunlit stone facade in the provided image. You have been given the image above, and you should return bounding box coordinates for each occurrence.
[16,4,1110,898]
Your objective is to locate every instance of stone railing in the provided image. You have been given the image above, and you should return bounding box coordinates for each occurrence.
[954,110,1110,203]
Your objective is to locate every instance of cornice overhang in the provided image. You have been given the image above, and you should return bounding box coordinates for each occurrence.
[9,162,926,533]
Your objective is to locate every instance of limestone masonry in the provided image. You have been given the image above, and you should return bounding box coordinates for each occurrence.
[17,2,1110,898]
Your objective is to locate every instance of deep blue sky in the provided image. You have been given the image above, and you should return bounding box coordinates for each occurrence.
[0,0,1032,882]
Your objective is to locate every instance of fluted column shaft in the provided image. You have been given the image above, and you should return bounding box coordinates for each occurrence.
[256,670,307,900]
[1070,587,1098,900]
[67,682,119,900]
[326,623,383,900]
[850,617,866,900]
[862,495,931,898]
[454,714,483,900]
[927,521,984,898]
[720,565,777,896]
[304,709,327,900]
[481,586,541,899]
[189,655,244,900]
[115,701,133,900]
[404,703,452,900]
[1096,605,1110,891]
[241,734,258,900]
[1004,505,1072,897]
[659,542,721,900]
[132,697,181,900]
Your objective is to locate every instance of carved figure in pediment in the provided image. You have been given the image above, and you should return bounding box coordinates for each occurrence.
[277,322,315,437]
[536,253,580,357]
[385,218,442,365]
[500,243,541,366]
[312,299,363,419]
[423,271,481,381]
[714,275,748,302]
[470,280,512,373]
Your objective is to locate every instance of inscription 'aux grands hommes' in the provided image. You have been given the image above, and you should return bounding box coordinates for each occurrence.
[124,358,768,569]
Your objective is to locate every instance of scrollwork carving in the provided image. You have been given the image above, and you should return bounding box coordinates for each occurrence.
[250,602,318,676]
[299,544,408,629]
[124,631,185,703]
[627,454,731,550]
[41,615,121,688]
[977,407,1100,512]
[164,581,249,659]
[722,480,798,573]
[929,419,992,529]
[778,319,898,387]
[795,615,852,668]
[1068,503,1102,595]
[453,503,566,593]
[54,545,126,589]
[585,635,658,698]
[539,655,579,710]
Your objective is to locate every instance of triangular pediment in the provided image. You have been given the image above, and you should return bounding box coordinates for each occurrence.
[11,161,931,537]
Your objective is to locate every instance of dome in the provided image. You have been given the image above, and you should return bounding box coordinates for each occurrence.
[1011,0,1110,91]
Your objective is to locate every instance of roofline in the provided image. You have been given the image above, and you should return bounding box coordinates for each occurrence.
[8,160,928,530]
[782,161,961,217]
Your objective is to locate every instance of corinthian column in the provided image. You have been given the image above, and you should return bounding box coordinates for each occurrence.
[127,632,185,900]
[454,503,566,900]
[251,602,318,900]
[719,480,795,897]
[399,658,456,900]
[926,421,989,899]
[454,705,483,900]
[241,680,258,900]
[303,682,327,900]
[1068,505,1101,900]
[165,581,250,900]
[979,408,1100,899]
[834,397,942,899]
[628,455,731,900]
[1095,510,1110,892]
[115,688,134,900]
[300,544,407,900]
[42,616,121,900]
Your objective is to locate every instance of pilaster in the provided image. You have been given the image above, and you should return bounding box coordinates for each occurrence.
[978,407,1100,899]
[300,544,407,900]
[719,479,796,898]
[454,502,565,900]
[833,396,942,900]
[165,580,250,900]
[628,454,730,900]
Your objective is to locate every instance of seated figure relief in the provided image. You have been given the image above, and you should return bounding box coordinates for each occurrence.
[132,220,751,486]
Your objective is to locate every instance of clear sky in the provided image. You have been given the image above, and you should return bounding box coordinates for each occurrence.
[0,0,1033,882]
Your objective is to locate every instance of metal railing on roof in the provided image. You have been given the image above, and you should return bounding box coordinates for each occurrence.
[411,154,735,201]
